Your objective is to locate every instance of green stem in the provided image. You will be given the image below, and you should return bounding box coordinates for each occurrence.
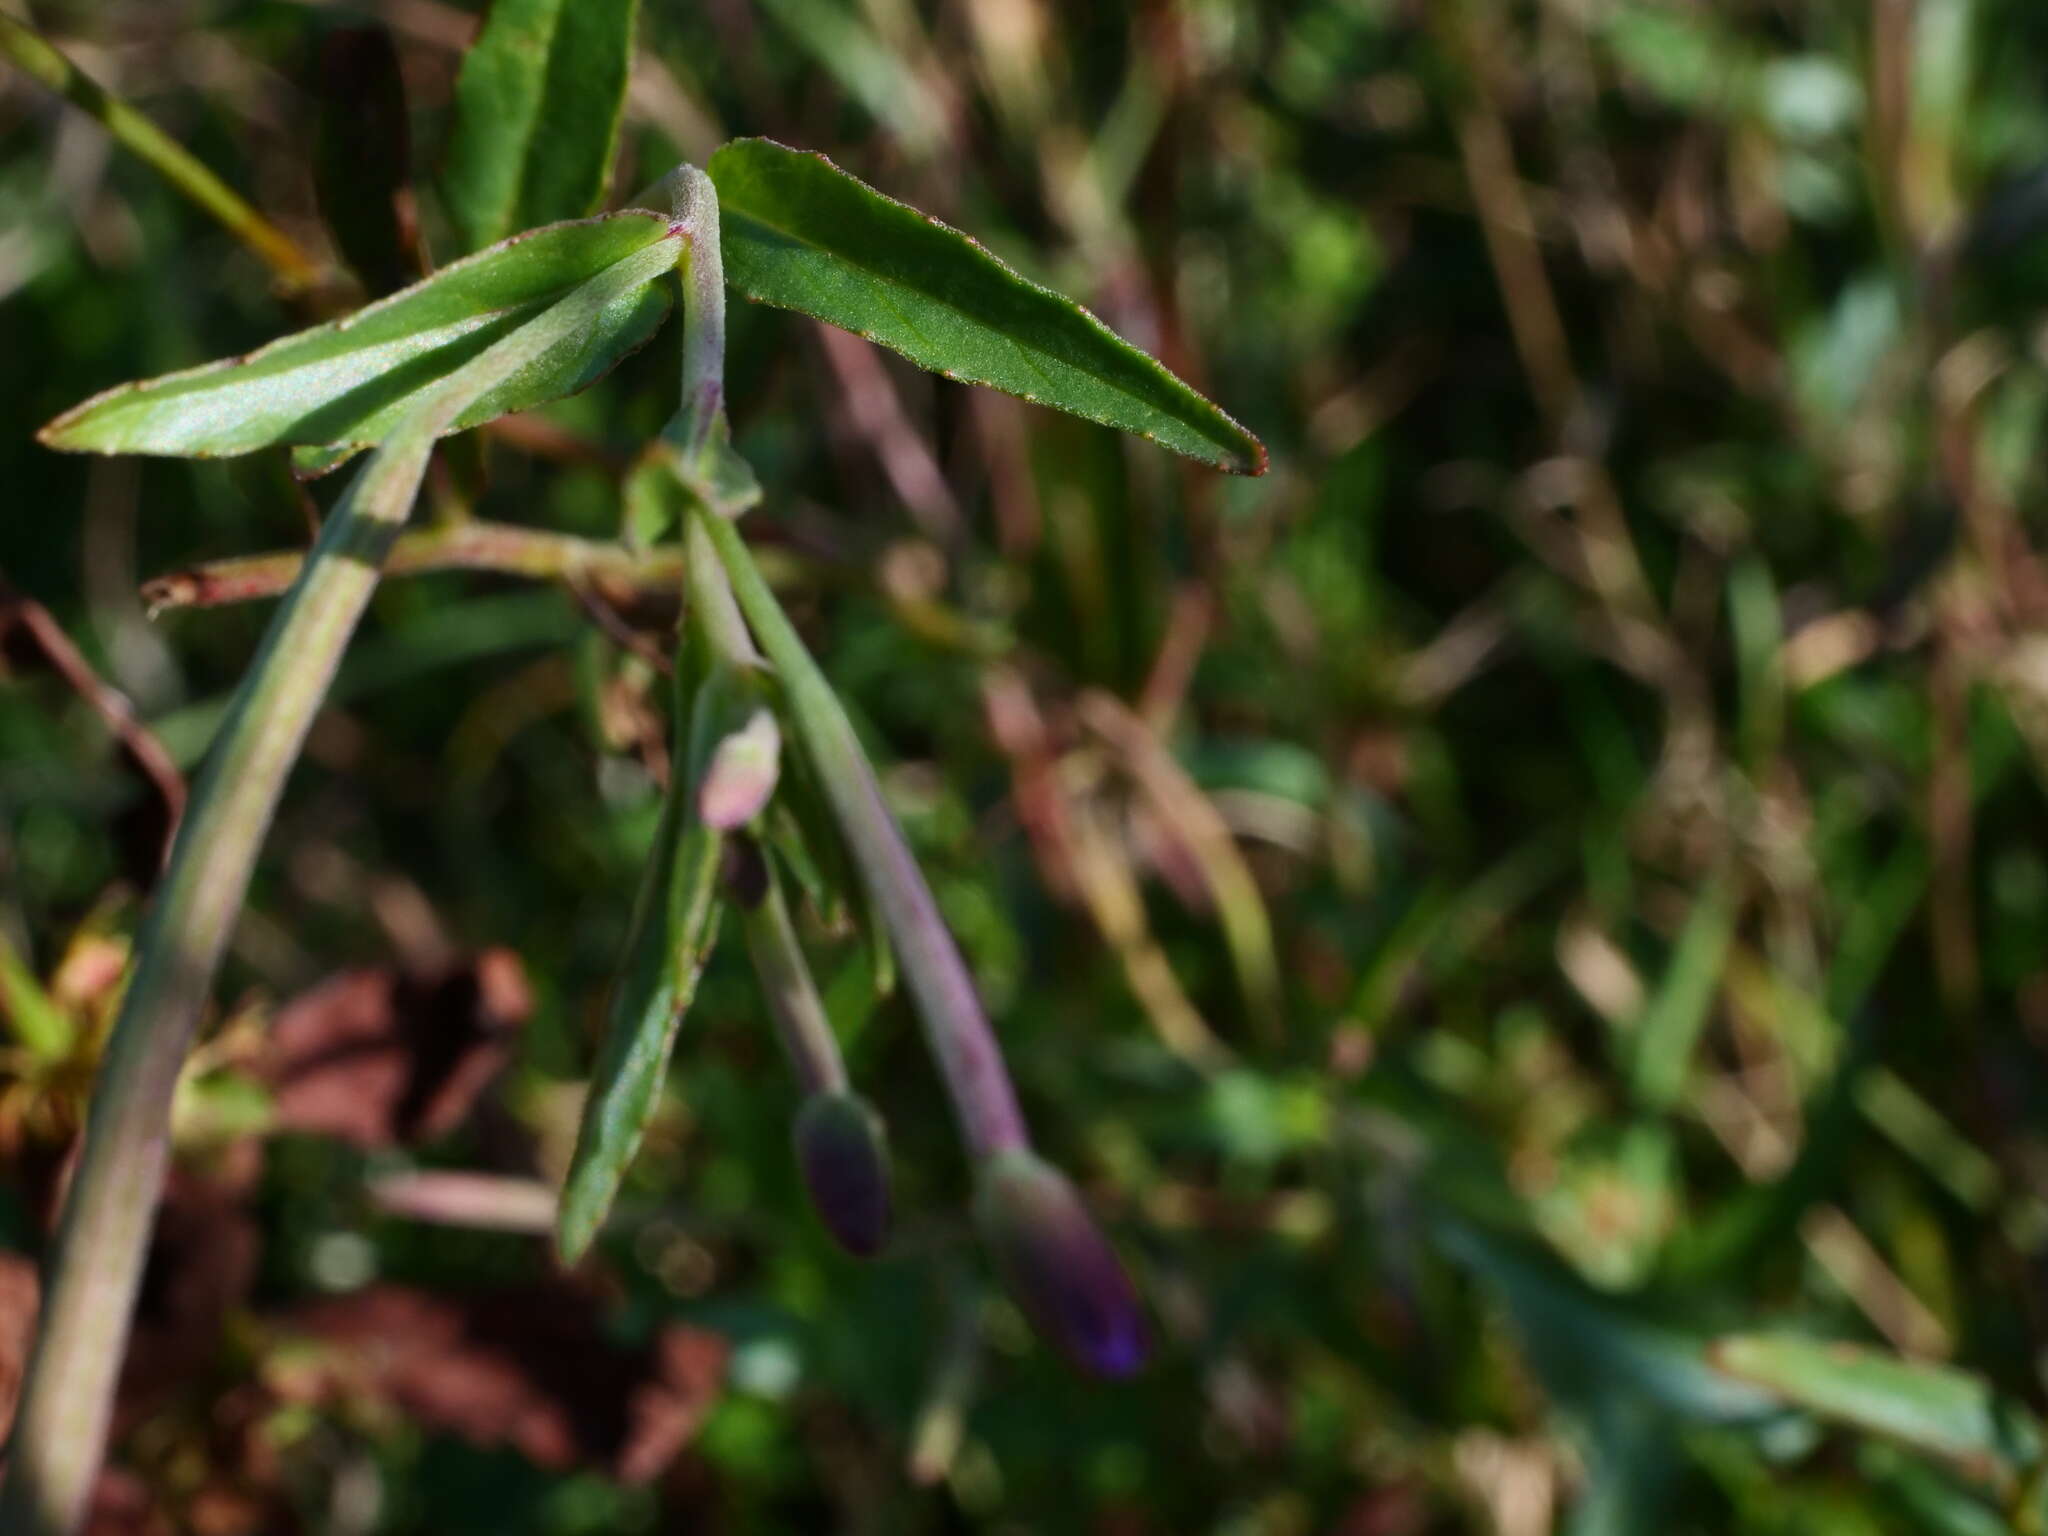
[742,859,849,1098]
[0,16,320,292]
[669,165,726,462]
[695,507,1030,1160]
[665,156,991,1135]
[0,234,681,1536]
[681,519,838,1100]
[665,165,846,1104]
[684,515,759,668]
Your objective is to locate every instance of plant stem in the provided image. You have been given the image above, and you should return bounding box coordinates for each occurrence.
[669,165,725,461]
[695,506,1031,1160]
[0,16,320,292]
[655,168,1021,1152]
[742,860,849,1097]
[680,518,839,1100]
[141,521,690,611]
[669,161,845,1103]
[0,235,680,1536]
[684,516,759,667]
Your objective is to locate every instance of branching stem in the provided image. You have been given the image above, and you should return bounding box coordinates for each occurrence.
[0,235,681,1536]
[696,506,1031,1160]
[142,521,689,611]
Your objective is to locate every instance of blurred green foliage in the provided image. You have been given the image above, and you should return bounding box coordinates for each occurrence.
[7,0,2048,1531]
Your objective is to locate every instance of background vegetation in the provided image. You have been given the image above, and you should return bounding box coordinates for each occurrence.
[4,0,2048,1530]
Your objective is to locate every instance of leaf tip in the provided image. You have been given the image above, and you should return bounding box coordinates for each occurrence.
[553,1173,610,1266]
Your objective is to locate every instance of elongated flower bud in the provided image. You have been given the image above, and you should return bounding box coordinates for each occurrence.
[793,1091,892,1257]
[973,1151,1147,1378]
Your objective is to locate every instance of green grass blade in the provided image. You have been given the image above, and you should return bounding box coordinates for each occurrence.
[0,933,72,1061]
[708,138,1267,475]
[41,213,673,459]
[1710,1334,2042,1474]
[1629,872,1737,1110]
[1433,1215,1781,1426]
[444,0,641,254]
[750,0,947,152]
[0,16,319,291]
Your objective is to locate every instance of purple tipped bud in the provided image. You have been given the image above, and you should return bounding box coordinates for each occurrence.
[972,1152,1149,1378]
[792,1091,892,1257]
[721,836,769,908]
[699,706,781,830]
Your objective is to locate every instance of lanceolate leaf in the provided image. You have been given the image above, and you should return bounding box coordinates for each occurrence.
[557,690,726,1263]
[42,213,673,459]
[708,138,1267,475]
[444,0,640,254]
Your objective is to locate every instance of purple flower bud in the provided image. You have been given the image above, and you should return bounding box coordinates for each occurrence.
[698,705,781,830]
[792,1091,892,1257]
[972,1152,1148,1378]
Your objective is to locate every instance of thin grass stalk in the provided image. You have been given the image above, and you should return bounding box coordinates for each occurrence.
[0,16,319,291]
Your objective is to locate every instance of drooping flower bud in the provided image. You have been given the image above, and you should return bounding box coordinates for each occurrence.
[972,1151,1148,1378]
[698,702,781,830]
[792,1090,892,1257]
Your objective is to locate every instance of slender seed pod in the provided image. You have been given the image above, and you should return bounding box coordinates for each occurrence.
[973,1151,1148,1378]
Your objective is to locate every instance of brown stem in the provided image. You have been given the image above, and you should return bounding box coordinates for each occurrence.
[141,521,687,612]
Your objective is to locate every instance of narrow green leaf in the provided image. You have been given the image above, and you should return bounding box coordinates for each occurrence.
[1433,1215,1780,1426]
[557,672,726,1262]
[750,0,947,152]
[557,803,723,1260]
[708,138,1267,475]
[42,213,674,459]
[444,0,640,254]
[1710,1334,2041,1474]
[0,934,72,1061]
[1860,1444,2014,1536]
[290,442,364,481]
[1629,872,1736,1110]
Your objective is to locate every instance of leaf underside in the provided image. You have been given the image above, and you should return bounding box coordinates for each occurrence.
[443,0,640,254]
[41,214,673,459]
[707,138,1266,475]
